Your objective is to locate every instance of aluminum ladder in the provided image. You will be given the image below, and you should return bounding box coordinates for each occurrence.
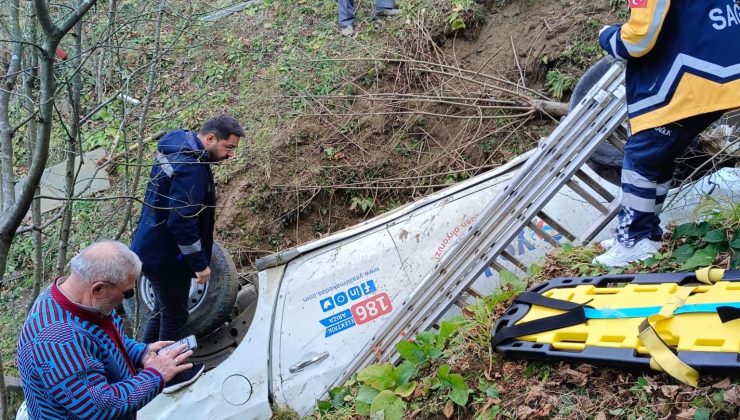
[333,63,629,386]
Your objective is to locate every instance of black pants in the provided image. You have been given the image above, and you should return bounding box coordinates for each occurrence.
[142,267,193,344]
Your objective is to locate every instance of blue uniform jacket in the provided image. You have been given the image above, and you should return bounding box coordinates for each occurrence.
[131,129,215,273]
[599,0,740,134]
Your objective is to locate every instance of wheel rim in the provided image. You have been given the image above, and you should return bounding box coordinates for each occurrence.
[139,275,209,313]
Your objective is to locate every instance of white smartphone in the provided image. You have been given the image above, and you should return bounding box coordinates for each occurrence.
[157,335,197,355]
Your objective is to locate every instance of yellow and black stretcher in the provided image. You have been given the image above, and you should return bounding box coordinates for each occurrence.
[491,268,740,386]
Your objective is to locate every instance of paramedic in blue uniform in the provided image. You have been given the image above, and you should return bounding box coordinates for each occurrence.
[130,114,245,387]
[593,0,740,267]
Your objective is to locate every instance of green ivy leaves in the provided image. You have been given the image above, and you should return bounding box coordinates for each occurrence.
[358,364,398,391]
[351,362,419,419]
[395,319,460,364]
[369,391,405,420]
[672,224,740,270]
[646,221,740,270]
[435,364,470,405]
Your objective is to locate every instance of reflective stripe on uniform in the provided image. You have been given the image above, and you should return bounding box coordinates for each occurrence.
[655,180,671,213]
[629,54,740,114]
[655,180,671,196]
[178,240,202,255]
[622,192,655,213]
[156,152,174,177]
[620,0,670,57]
[622,169,656,189]
[609,32,626,61]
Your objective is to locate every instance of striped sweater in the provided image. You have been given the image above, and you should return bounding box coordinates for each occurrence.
[17,279,164,419]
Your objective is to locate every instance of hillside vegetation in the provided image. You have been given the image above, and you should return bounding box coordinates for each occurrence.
[313,200,740,420]
[1,0,738,418]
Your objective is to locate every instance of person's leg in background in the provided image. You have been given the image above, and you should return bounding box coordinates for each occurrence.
[595,111,724,267]
[652,171,672,239]
[141,268,192,343]
[375,0,399,16]
[338,0,355,35]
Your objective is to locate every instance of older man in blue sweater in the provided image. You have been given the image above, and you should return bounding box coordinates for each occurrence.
[17,241,194,419]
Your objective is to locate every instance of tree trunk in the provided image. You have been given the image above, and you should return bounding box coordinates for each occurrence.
[0,1,99,416]
[0,1,23,416]
[95,0,118,102]
[56,13,84,276]
[23,0,44,303]
[0,0,23,212]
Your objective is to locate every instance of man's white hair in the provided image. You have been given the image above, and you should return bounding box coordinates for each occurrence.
[70,240,141,285]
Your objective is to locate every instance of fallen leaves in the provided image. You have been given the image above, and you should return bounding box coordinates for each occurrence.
[713,377,732,389]
[658,384,679,398]
[443,400,454,418]
[675,407,696,420]
[723,386,740,405]
[559,368,588,386]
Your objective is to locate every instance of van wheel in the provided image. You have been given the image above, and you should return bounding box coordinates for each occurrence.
[123,241,239,339]
[568,56,626,184]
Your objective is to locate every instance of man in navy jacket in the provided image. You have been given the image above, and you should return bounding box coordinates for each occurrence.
[130,114,245,387]
[593,0,740,267]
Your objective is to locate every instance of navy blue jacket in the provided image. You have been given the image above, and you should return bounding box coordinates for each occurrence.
[599,0,740,134]
[131,130,215,273]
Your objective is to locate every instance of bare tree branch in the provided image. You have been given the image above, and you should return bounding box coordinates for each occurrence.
[57,0,98,37]
[116,0,166,239]
[0,0,23,212]
[32,0,57,37]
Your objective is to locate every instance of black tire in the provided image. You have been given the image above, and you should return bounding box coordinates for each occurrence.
[568,56,625,169]
[123,241,239,339]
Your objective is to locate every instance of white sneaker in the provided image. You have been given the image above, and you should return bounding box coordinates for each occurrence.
[340,25,354,36]
[598,238,616,250]
[592,238,661,267]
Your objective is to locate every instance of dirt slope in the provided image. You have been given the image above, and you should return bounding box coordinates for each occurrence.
[215,0,615,271]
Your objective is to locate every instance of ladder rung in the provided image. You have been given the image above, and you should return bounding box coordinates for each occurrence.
[565,179,610,215]
[575,169,616,202]
[526,221,560,247]
[464,288,482,300]
[576,198,622,245]
[500,250,528,272]
[491,261,507,272]
[606,130,625,152]
[537,211,576,242]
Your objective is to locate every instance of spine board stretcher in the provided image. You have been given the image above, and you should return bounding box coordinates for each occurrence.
[491,269,740,386]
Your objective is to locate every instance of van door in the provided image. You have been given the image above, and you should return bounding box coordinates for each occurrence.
[270,228,408,415]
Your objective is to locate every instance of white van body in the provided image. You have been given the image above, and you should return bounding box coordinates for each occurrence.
[138,155,740,418]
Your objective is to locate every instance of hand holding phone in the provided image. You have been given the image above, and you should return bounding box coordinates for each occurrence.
[157,335,197,355]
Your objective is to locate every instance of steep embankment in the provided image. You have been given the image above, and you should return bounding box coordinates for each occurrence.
[214,0,614,273]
